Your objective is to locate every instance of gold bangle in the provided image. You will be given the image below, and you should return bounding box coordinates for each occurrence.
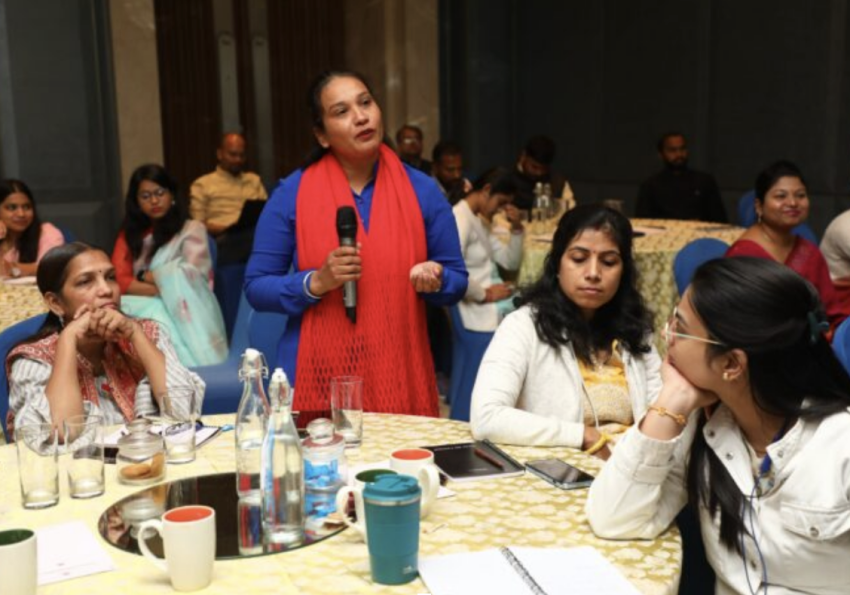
[584,433,609,455]
[648,405,687,427]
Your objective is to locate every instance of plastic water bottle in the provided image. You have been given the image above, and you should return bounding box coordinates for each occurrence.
[260,368,305,545]
[235,348,270,498]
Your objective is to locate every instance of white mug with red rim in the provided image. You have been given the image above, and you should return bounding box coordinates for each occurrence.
[139,505,216,592]
[389,448,440,518]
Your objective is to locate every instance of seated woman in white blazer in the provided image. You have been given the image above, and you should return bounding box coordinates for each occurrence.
[470,205,661,456]
[586,257,850,595]
[452,167,524,332]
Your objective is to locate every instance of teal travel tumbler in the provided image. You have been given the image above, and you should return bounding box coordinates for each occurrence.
[363,474,421,585]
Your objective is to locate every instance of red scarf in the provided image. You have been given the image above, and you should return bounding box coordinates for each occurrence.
[294,145,438,418]
[5,319,160,435]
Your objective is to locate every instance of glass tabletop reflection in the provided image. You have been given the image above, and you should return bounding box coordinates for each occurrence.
[97,472,345,559]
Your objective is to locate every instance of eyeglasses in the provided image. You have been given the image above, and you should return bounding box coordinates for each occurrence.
[138,187,168,201]
[663,307,725,347]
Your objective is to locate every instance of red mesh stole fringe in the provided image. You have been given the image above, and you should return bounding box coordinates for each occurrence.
[294,145,439,417]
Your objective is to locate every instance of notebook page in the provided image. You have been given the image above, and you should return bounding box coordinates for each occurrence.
[418,549,535,595]
[510,546,641,595]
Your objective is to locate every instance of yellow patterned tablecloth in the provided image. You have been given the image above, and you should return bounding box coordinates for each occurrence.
[0,281,46,333]
[0,414,680,594]
[516,218,744,353]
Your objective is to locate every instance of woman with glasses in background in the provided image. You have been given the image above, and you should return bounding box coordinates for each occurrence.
[111,164,227,367]
[470,204,661,456]
[587,257,850,595]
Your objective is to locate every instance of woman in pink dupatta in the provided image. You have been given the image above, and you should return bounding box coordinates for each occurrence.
[726,160,849,335]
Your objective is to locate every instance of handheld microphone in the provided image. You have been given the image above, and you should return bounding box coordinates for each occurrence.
[336,206,358,323]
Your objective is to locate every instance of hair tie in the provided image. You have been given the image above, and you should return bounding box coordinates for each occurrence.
[807,311,828,344]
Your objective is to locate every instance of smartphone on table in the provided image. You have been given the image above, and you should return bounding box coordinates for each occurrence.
[525,458,594,490]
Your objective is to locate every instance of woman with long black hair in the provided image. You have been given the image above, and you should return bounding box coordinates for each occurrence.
[111,164,227,366]
[470,204,660,455]
[0,179,64,279]
[587,257,850,594]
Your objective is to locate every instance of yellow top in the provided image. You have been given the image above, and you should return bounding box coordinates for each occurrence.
[578,342,633,429]
[189,166,267,229]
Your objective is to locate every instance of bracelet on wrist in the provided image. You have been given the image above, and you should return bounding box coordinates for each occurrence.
[647,405,688,427]
[303,271,322,301]
[584,432,611,455]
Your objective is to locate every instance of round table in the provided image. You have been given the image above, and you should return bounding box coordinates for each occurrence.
[0,281,45,334]
[0,414,681,594]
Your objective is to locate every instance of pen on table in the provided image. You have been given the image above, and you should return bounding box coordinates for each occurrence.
[473,447,505,469]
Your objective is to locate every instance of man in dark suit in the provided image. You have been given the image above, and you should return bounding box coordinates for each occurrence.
[636,132,727,222]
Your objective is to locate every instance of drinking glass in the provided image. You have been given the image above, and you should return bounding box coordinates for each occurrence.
[330,376,363,448]
[15,423,60,509]
[64,414,105,498]
[161,387,199,464]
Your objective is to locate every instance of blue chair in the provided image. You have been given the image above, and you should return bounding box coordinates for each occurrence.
[56,225,77,243]
[737,191,757,227]
[673,238,730,295]
[207,234,218,271]
[247,309,288,368]
[191,292,253,414]
[0,314,48,441]
[214,263,246,341]
[736,189,818,243]
[447,306,494,422]
[833,317,850,376]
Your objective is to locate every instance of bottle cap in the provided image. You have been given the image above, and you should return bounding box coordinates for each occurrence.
[239,348,269,379]
[305,418,335,444]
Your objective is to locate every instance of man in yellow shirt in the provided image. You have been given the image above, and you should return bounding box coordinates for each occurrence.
[190,133,267,263]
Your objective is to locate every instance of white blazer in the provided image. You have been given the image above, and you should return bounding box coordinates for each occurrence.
[470,306,662,447]
[452,200,523,331]
[586,405,850,595]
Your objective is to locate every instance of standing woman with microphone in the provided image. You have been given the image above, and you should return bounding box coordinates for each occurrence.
[245,70,467,420]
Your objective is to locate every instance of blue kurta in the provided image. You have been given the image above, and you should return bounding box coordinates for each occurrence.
[244,162,468,386]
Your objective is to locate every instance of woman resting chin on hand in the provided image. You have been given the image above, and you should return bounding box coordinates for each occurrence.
[6,242,204,435]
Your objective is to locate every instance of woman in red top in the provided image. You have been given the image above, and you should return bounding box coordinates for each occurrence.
[111,164,226,366]
[726,160,849,333]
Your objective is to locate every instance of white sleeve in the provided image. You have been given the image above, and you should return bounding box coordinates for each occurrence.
[9,358,55,427]
[454,209,486,303]
[470,311,585,447]
[489,230,523,272]
[585,417,695,539]
[134,327,206,418]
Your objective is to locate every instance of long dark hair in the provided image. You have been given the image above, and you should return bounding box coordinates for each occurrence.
[685,257,850,552]
[302,69,387,168]
[121,164,186,261]
[516,204,652,363]
[0,179,44,263]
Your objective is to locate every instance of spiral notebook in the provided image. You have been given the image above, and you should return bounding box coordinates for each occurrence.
[418,546,641,595]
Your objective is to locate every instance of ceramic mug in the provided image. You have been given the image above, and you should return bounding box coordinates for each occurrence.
[0,529,37,595]
[389,448,440,517]
[335,468,397,541]
[139,505,216,592]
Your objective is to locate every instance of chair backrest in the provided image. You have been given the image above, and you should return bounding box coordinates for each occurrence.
[0,314,48,441]
[737,190,757,227]
[832,317,850,376]
[247,309,288,366]
[229,291,253,360]
[207,234,218,271]
[673,238,730,295]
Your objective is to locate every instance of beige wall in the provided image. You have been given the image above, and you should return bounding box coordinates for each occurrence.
[345,0,440,159]
[109,0,163,196]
